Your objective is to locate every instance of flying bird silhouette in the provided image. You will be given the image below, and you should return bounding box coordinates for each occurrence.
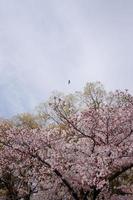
[68,80,71,84]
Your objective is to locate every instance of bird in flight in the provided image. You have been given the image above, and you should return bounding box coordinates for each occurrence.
[68,80,71,84]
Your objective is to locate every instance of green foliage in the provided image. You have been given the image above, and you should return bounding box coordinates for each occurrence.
[83,81,106,109]
[12,113,39,129]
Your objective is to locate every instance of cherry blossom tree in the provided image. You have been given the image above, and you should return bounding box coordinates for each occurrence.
[44,89,133,199]
[0,85,133,199]
[0,125,42,200]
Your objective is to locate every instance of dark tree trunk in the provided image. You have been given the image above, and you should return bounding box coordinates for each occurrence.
[92,187,100,200]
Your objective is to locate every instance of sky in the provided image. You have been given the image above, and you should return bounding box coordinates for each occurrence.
[0,0,133,117]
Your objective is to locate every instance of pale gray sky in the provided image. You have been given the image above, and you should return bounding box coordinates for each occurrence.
[0,0,133,117]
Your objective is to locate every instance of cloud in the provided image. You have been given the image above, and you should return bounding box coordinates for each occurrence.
[0,0,133,116]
